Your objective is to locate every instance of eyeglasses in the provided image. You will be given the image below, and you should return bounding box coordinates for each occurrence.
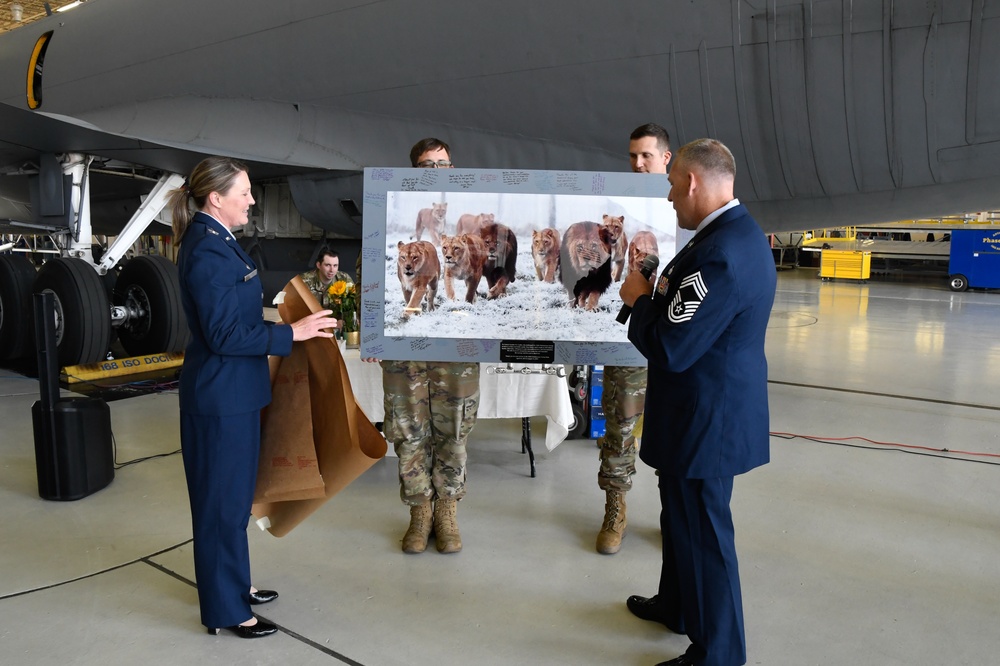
[416,160,453,168]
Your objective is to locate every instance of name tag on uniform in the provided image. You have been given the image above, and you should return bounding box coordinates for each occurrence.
[243,268,258,282]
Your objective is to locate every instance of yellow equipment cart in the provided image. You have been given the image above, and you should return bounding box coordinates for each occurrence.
[820,249,871,281]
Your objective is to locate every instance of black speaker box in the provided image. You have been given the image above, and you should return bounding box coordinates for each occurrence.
[32,396,115,501]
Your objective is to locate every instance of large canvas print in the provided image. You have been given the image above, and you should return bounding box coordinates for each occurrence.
[360,168,676,365]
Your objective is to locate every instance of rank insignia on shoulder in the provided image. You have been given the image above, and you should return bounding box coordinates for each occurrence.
[206,226,219,236]
[667,271,708,324]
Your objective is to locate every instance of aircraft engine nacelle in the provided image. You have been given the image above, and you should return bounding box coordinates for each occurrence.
[286,171,365,238]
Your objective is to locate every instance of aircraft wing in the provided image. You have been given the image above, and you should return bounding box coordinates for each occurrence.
[0,101,324,179]
[0,103,193,176]
[5,0,1000,233]
[0,101,341,234]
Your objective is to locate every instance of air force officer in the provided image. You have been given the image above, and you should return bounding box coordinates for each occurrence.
[170,157,334,638]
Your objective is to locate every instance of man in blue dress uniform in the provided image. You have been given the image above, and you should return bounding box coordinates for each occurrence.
[619,139,776,666]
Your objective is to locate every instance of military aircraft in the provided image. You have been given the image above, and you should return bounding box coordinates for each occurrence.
[2,0,1000,366]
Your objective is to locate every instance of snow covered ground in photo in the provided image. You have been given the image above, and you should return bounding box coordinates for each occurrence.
[379,231,669,344]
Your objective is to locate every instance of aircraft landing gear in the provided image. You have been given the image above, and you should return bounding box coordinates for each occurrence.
[2,157,190,369]
[113,255,189,357]
[32,257,112,367]
[0,254,38,361]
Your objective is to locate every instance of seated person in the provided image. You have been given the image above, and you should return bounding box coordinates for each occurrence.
[300,247,353,309]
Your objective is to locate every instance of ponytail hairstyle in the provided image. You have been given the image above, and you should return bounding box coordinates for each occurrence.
[169,156,249,245]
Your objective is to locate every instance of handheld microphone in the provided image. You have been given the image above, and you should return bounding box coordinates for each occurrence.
[616,254,660,324]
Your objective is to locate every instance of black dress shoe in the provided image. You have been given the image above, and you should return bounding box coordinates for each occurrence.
[249,589,279,605]
[626,594,685,633]
[207,619,278,638]
[654,654,697,666]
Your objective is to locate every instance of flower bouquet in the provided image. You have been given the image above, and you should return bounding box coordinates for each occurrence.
[327,280,359,346]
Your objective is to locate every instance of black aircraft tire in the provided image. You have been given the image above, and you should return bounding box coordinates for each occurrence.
[0,254,38,361]
[33,257,111,367]
[113,255,189,356]
[567,402,587,440]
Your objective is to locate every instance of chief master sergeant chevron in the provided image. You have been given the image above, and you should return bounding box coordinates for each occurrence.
[618,138,776,666]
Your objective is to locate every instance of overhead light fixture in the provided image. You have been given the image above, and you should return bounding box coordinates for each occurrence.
[10,3,23,22]
[56,1,84,12]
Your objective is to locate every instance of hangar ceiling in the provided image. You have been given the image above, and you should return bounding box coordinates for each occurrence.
[0,0,84,34]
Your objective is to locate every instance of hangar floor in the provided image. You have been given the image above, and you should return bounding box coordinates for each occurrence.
[1,267,999,665]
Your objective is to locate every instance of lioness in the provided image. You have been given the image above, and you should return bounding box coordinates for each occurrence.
[456,212,494,236]
[440,233,488,303]
[627,230,660,276]
[396,240,440,317]
[415,203,448,246]
[601,214,628,281]
[480,222,518,298]
[531,228,561,283]
[560,221,614,311]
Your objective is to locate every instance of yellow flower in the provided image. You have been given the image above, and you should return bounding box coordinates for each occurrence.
[325,280,358,332]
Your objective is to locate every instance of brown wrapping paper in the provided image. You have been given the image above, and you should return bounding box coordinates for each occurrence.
[252,276,387,537]
[255,346,326,503]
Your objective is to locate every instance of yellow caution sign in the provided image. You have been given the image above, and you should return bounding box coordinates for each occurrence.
[62,352,184,383]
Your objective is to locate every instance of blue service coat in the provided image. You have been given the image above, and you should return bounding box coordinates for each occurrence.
[177,212,292,415]
[628,203,775,478]
[176,211,295,628]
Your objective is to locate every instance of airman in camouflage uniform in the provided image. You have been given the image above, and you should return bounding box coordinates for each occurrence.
[300,247,353,309]
[384,138,481,555]
[597,365,647,552]
[381,360,480,504]
[596,123,673,554]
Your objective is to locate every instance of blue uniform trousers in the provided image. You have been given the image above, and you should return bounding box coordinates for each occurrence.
[180,410,260,629]
[659,475,745,666]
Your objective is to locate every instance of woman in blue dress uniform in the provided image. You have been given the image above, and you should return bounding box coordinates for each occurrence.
[169,157,334,638]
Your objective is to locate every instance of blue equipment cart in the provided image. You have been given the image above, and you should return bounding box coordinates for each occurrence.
[948,229,1000,291]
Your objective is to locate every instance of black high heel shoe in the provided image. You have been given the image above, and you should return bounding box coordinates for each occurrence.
[249,589,279,605]
[207,619,278,638]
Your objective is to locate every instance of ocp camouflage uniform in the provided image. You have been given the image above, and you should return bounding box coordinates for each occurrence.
[595,363,647,553]
[299,268,354,309]
[598,365,647,492]
[381,360,480,505]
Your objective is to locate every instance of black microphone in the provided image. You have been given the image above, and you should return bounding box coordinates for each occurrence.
[616,254,660,324]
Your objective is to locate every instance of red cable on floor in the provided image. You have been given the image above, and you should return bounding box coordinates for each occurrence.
[769,431,1000,460]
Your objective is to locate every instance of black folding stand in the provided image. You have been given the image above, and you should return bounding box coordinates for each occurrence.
[520,417,536,478]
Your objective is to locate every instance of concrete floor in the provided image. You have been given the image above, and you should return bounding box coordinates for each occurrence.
[2,267,999,665]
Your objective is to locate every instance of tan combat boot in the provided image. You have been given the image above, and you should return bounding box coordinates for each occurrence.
[596,490,627,554]
[433,498,462,553]
[402,502,433,554]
